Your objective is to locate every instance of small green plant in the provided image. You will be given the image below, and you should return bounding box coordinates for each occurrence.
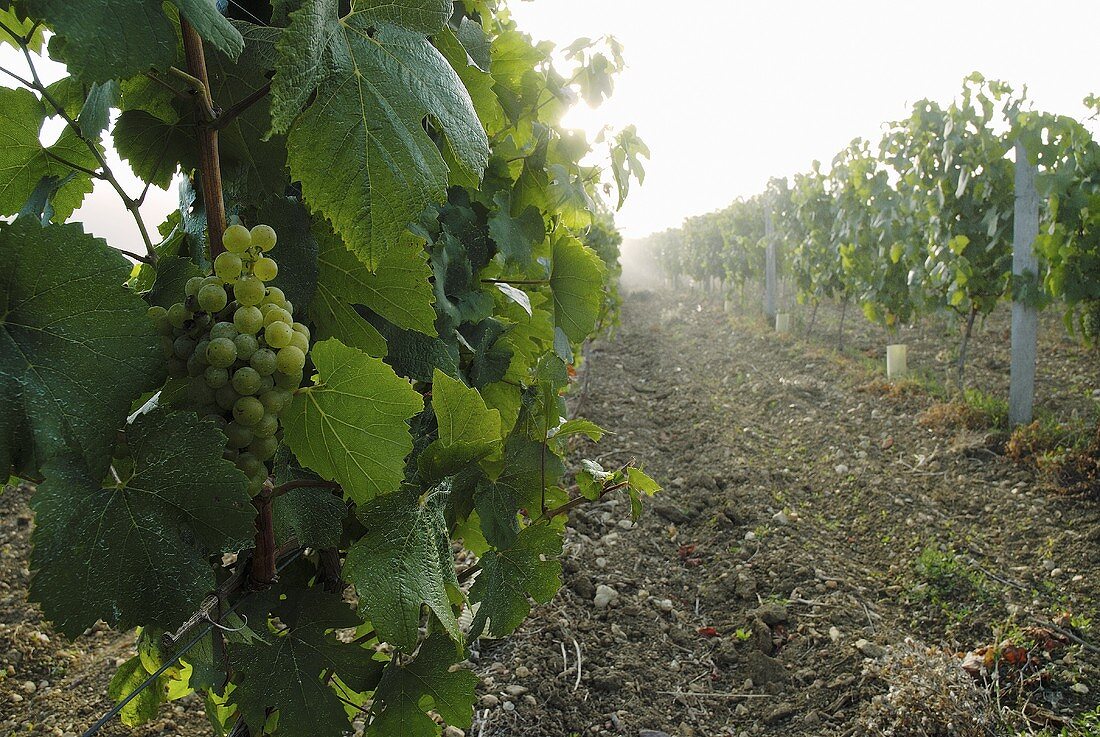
[733,627,752,642]
[910,544,996,623]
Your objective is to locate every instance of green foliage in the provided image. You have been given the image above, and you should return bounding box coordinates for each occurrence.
[0,2,656,734]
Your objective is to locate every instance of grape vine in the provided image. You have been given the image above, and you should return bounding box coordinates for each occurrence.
[646,72,1100,385]
[0,1,657,735]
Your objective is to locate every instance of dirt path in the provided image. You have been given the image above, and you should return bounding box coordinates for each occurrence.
[2,290,1098,736]
[471,291,1100,737]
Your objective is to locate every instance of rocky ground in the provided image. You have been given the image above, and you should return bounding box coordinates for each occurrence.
[2,289,1098,736]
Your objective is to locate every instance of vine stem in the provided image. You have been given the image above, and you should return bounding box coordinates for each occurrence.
[179,18,228,257]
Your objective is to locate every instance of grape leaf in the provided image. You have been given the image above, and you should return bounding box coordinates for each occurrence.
[0,218,161,479]
[487,191,545,264]
[112,110,196,190]
[25,0,242,83]
[315,224,437,335]
[273,485,346,549]
[284,8,488,268]
[551,234,607,343]
[343,485,461,651]
[467,522,563,639]
[310,284,388,357]
[146,255,204,309]
[0,88,47,215]
[368,632,477,737]
[28,409,254,636]
[207,21,288,201]
[108,656,169,727]
[282,338,424,503]
[231,587,383,737]
[0,6,45,52]
[418,369,501,480]
[371,318,460,383]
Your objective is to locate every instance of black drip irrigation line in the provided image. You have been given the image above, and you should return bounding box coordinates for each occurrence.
[80,549,303,737]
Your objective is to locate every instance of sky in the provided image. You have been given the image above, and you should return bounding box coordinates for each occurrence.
[6,1,1100,250]
[510,0,1100,238]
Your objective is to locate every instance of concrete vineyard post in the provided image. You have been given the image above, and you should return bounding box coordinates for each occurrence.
[764,204,777,322]
[1009,141,1039,427]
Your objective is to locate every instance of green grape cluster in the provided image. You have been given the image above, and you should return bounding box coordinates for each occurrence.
[146,224,308,494]
[1082,300,1100,343]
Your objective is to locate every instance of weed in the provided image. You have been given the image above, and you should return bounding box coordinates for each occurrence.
[910,544,997,624]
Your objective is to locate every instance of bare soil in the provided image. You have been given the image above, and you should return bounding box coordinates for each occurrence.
[2,289,1098,737]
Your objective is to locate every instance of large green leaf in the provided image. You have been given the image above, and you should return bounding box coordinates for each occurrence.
[28,409,254,636]
[315,225,436,334]
[467,522,563,639]
[343,485,461,651]
[283,5,488,268]
[25,0,242,83]
[0,87,98,219]
[550,234,607,343]
[0,219,161,479]
[368,633,477,737]
[282,338,424,503]
[418,369,501,480]
[231,587,383,737]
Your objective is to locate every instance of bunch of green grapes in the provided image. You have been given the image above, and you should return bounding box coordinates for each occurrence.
[146,224,309,494]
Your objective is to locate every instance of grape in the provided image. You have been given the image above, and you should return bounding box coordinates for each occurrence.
[159,335,175,359]
[260,389,292,415]
[147,305,171,334]
[225,421,253,449]
[206,337,238,368]
[232,366,263,396]
[265,321,293,349]
[246,473,266,496]
[202,275,224,289]
[187,377,216,407]
[258,374,275,393]
[186,353,205,377]
[263,287,287,306]
[292,322,310,340]
[250,348,278,376]
[193,339,210,361]
[233,305,264,334]
[234,333,259,361]
[223,448,239,462]
[254,257,278,281]
[210,321,238,341]
[223,224,252,253]
[185,276,205,298]
[250,224,277,252]
[204,365,230,389]
[283,300,294,315]
[289,330,309,354]
[214,252,243,283]
[167,302,191,329]
[252,412,279,439]
[198,284,228,313]
[167,357,188,378]
[263,307,293,328]
[249,435,279,461]
[276,346,306,375]
[236,451,264,477]
[215,384,241,411]
[233,396,265,426]
[190,313,213,335]
[275,370,303,390]
[235,275,265,307]
[173,335,197,360]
